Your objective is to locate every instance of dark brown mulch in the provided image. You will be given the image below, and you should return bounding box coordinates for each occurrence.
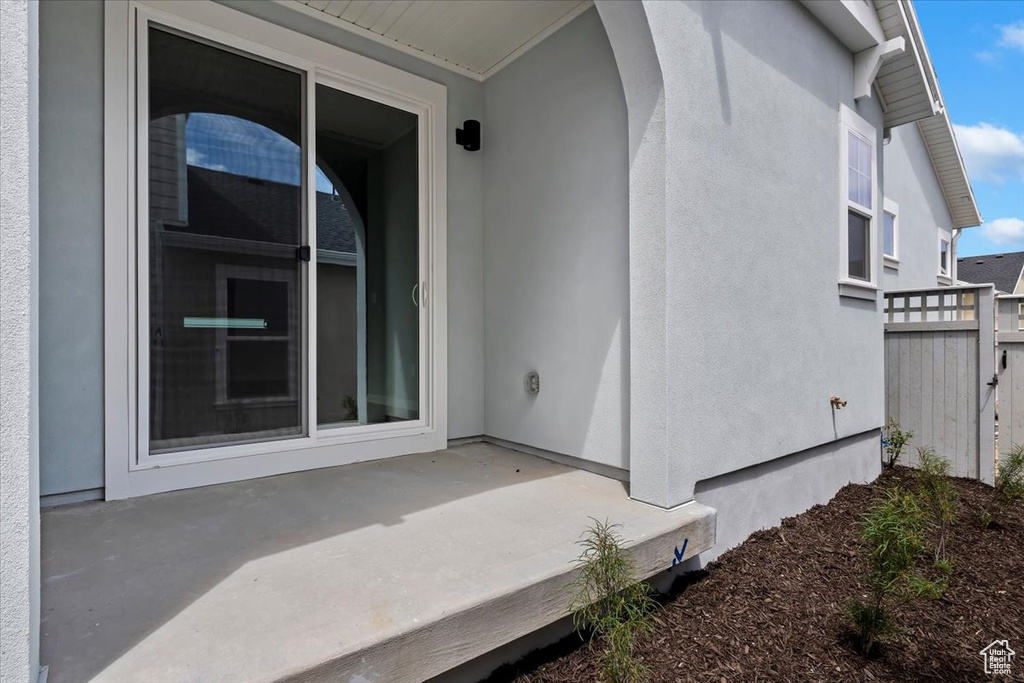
[493,467,1024,682]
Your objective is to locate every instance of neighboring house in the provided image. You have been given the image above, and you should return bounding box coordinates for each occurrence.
[0,1,980,682]
[957,251,1024,295]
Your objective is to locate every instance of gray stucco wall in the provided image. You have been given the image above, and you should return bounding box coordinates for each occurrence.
[482,8,630,470]
[38,0,105,498]
[882,123,956,290]
[1,0,41,679]
[630,0,887,502]
[37,1,486,496]
[693,429,880,565]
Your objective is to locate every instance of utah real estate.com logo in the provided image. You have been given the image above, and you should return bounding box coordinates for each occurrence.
[979,639,1015,676]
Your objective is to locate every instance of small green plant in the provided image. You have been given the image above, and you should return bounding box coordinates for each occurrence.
[846,487,936,655]
[994,443,1024,505]
[883,418,913,468]
[569,518,656,683]
[982,443,1024,527]
[980,509,995,529]
[914,447,958,564]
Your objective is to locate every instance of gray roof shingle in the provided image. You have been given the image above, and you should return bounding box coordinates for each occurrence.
[956,251,1024,294]
[171,166,358,254]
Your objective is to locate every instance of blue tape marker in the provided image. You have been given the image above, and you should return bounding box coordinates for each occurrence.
[671,538,689,569]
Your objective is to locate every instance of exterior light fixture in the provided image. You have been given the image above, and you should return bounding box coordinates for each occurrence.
[456,120,480,151]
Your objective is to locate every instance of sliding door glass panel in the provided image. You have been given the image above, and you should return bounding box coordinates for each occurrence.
[147,27,305,452]
[315,84,419,428]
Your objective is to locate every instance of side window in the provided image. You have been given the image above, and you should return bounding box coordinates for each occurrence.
[883,198,898,264]
[938,232,951,279]
[839,105,877,291]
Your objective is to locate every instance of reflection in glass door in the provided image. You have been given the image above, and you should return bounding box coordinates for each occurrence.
[143,21,427,460]
[146,27,305,452]
[315,84,420,429]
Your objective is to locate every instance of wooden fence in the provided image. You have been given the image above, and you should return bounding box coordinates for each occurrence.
[996,295,1024,463]
[884,285,996,483]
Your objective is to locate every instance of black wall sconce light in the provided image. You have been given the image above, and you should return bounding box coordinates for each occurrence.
[456,120,480,151]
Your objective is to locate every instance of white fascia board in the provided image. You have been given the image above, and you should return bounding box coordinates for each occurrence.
[801,0,886,52]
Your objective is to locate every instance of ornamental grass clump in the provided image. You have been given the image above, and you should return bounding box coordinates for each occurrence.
[569,518,657,683]
[882,418,913,468]
[846,487,937,656]
[914,447,958,565]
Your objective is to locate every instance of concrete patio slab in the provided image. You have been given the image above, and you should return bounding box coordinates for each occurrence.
[41,443,715,683]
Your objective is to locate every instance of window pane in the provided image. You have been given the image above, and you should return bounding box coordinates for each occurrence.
[859,136,871,174]
[848,211,870,280]
[860,174,872,209]
[847,131,872,208]
[147,27,304,452]
[227,279,288,336]
[883,212,895,257]
[228,341,290,399]
[940,240,949,273]
[315,83,420,428]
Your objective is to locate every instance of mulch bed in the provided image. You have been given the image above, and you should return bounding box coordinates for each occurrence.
[491,467,1024,682]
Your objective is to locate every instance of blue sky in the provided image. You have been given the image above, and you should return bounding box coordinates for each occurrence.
[185,113,335,193]
[916,1,1024,256]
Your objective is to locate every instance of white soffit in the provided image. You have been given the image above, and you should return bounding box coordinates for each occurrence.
[872,0,981,228]
[289,0,593,80]
[873,0,940,128]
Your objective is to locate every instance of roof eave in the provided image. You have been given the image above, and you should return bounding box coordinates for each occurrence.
[874,0,981,228]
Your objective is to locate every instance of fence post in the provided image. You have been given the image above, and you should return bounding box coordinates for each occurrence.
[977,285,996,485]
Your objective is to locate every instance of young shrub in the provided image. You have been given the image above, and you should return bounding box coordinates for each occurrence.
[994,443,1024,505]
[846,487,932,655]
[914,447,958,564]
[982,443,1024,528]
[883,418,913,468]
[569,518,656,683]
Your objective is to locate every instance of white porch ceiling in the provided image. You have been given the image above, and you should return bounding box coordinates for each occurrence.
[292,0,593,79]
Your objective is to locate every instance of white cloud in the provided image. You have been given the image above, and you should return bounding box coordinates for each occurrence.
[185,147,227,172]
[974,50,999,65]
[980,218,1024,248]
[997,20,1024,51]
[952,123,1024,184]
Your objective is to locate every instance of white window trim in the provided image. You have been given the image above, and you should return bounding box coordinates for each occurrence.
[103,0,448,498]
[937,230,952,284]
[838,104,879,299]
[883,197,899,269]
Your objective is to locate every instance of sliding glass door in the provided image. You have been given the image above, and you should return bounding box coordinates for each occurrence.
[141,20,427,462]
[314,84,420,430]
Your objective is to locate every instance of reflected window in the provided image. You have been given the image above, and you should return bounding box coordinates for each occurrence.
[147,27,304,451]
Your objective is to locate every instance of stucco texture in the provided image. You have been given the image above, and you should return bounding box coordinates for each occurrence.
[882,123,956,290]
[482,8,630,471]
[38,0,105,497]
[1,0,40,680]
[599,0,887,505]
[693,429,880,565]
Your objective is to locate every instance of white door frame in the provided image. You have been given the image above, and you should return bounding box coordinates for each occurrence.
[103,0,447,498]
